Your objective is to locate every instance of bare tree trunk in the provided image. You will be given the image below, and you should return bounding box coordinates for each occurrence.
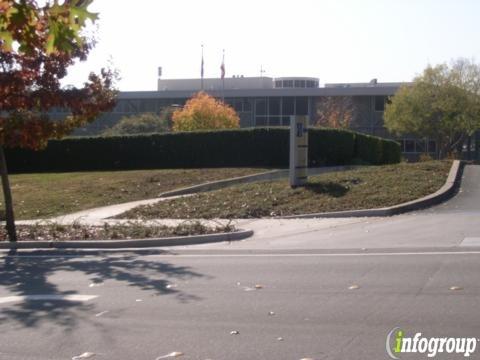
[0,146,17,242]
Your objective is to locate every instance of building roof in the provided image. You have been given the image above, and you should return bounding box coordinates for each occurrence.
[118,84,404,100]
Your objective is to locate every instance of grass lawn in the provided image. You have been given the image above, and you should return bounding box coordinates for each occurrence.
[119,161,452,219]
[2,168,269,220]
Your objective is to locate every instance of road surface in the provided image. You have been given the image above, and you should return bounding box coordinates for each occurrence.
[0,165,479,360]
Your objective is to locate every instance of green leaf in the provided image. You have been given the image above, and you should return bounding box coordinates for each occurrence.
[0,31,13,51]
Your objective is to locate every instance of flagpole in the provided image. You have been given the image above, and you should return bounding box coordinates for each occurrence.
[201,44,204,91]
[221,49,225,102]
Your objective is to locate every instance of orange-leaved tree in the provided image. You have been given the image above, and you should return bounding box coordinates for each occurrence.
[0,0,117,241]
[172,92,240,131]
[315,96,354,129]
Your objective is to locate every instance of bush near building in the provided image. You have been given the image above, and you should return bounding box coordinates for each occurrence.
[172,92,240,131]
[6,128,400,173]
[102,112,170,136]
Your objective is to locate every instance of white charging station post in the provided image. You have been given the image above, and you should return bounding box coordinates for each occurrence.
[289,115,308,187]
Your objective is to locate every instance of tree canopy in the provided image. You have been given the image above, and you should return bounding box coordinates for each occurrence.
[384,59,480,157]
[172,92,240,132]
[0,0,117,150]
[315,96,354,129]
[0,0,116,241]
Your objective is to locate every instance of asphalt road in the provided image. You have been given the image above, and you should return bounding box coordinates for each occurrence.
[0,165,479,360]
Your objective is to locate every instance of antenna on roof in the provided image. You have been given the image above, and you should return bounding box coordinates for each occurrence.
[260,65,266,78]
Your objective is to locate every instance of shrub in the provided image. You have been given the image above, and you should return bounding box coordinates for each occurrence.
[309,128,356,166]
[6,127,399,173]
[102,112,170,136]
[355,133,384,165]
[172,92,240,131]
[381,139,402,164]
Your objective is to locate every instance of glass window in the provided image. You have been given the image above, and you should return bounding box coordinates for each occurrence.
[114,101,125,113]
[255,117,267,127]
[295,97,308,115]
[397,140,405,152]
[268,97,281,116]
[306,81,315,88]
[281,116,291,126]
[294,80,306,88]
[234,99,243,112]
[374,96,386,112]
[282,97,295,115]
[144,99,157,112]
[275,80,282,88]
[428,140,436,153]
[415,140,426,153]
[243,98,252,112]
[125,100,140,112]
[255,98,267,116]
[225,98,235,107]
[269,117,281,126]
[404,140,415,153]
[283,80,293,88]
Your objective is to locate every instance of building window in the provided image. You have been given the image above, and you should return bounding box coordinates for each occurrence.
[404,139,415,153]
[282,97,295,115]
[294,80,306,88]
[268,97,281,116]
[255,117,267,126]
[374,96,387,112]
[269,117,281,126]
[295,97,308,115]
[275,80,282,88]
[243,98,252,112]
[283,80,293,88]
[428,140,436,153]
[233,99,243,112]
[255,98,267,116]
[415,140,426,153]
[281,116,291,126]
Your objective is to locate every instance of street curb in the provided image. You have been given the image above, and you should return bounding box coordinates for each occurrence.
[0,229,254,250]
[158,166,356,198]
[280,160,463,219]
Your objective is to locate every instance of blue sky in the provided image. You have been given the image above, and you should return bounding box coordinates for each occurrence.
[63,0,480,91]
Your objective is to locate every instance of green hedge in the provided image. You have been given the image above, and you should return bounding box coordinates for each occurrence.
[354,133,401,165]
[381,138,402,164]
[5,127,400,173]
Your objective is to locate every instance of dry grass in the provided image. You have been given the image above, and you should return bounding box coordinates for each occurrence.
[0,220,235,242]
[1,168,269,220]
[119,161,452,219]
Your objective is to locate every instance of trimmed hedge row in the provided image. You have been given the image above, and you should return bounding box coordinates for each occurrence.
[5,127,400,173]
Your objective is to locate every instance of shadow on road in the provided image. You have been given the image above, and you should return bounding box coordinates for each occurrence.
[0,250,206,330]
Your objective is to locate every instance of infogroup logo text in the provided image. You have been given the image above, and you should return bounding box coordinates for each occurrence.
[386,327,478,358]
